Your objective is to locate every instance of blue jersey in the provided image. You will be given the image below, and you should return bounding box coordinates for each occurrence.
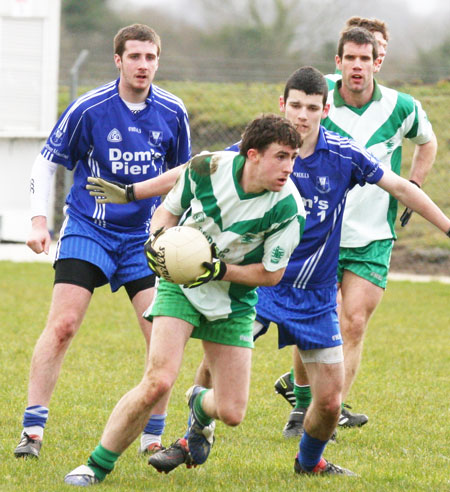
[229,126,384,289]
[42,79,191,232]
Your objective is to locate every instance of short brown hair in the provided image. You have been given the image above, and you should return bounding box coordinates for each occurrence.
[337,27,378,61]
[344,16,389,42]
[114,24,161,57]
[239,114,301,157]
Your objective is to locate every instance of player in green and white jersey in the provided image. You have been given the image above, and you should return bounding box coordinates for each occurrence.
[323,27,437,420]
[326,16,389,91]
[64,114,305,486]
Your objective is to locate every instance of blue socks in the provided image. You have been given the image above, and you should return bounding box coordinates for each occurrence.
[297,431,327,471]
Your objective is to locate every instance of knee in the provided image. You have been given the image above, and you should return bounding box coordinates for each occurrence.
[316,394,341,419]
[217,402,246,427]
[341,311,367,343]
[48,314,79,347]
[140,376,173,407]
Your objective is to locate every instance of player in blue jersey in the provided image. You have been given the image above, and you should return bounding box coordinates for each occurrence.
[14,24,191,460]
[145,67,450,477]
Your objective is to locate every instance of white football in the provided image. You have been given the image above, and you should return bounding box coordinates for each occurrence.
[152,226,212,284]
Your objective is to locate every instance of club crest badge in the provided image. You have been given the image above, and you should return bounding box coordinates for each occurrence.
[107,128,122,142]
[50,128,64,147]
[149,130,163,146]
[316,176,331,193]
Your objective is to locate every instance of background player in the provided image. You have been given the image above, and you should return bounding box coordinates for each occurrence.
[277,21,437,433]
[14,24,191,460]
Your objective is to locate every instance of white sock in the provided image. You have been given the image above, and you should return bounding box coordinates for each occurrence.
[140,432,161,452]
[23,426,44,440]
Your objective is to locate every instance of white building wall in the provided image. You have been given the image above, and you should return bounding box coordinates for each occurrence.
[0,0,60,241]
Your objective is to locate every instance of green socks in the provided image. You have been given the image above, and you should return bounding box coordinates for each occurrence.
[87,444,120,481]
[194,389,214,427]
[294,384,312,409]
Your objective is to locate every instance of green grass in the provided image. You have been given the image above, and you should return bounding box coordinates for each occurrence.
[1,261,449,491]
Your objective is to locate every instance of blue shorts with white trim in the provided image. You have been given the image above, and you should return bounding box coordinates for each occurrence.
[255,283,342,350]
[55,211,153,292]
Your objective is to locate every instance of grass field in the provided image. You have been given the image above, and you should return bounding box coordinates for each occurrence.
[0,261,449,491]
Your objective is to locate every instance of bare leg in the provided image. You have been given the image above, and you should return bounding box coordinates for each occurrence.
[339,270,384,400]
[101,316,193,453]
[28,284,92,406]
[199,342,252,427]
[194,356,212,388]
[302,360,344,441]
[293,346,308,385]
[131,288,171,415]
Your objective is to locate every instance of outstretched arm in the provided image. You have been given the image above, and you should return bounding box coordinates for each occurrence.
[377,167,450,235]
[87,166,184,204]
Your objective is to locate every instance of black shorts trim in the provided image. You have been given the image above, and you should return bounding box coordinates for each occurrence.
[54,259,107,293]
[124,275,156,301]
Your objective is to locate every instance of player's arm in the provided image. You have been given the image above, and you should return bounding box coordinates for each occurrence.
[87,166,184,203]
[222,263,286,287]
[400,131,438,226]
[27,154,58,254]
[376,167,450,235]
[409,133,437,186]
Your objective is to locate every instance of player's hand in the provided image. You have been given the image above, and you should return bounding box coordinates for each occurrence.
[399,207,413,227]
[144,227,166,275]
[185,244,227,288]
[400,180,421,227]
[86,177,136,204]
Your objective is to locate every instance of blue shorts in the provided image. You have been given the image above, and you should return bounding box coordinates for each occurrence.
[255,283,342,350]
[55,211,153,292]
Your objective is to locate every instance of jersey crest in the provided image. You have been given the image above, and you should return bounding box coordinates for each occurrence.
[316,176,331,193]
[149,130,163,146]
[107,128,122,143]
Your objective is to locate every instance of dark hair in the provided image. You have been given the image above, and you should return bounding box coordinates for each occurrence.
[239,113,301,157]
[114,24,161,57]
[344,16,389,42]
[337,26,378,61]
[284,66,328,106]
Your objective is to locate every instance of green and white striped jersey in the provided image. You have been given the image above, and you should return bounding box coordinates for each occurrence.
[163,151,306,320]
[323,80,433,247]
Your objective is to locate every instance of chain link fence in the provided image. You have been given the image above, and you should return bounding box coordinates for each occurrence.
[54,56,450,264]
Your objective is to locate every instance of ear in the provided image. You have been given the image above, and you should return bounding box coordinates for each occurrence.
[114,53,121,71]
[321,103,330,120]
[335,54,342,71]
[279,95,286,113]
[246,148,260,163]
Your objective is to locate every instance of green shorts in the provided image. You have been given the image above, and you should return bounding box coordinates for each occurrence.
[338,239,394,289]
[145,279,255,348]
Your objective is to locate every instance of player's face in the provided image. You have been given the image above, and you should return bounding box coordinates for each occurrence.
[336,42,376,95]
[280,90,329,144]
[115,40,159,100]
[373,31,388,73]
[251,143,298,193]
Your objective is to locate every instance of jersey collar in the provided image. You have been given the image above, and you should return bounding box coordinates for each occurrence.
[233,154,266,199]
[333,78,382,108]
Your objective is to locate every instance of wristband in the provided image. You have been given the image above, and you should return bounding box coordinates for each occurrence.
[125,184,136,202]
[409,180,421,188]
[447,228,450,238]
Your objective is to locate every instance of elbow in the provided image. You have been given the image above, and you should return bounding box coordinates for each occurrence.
[264,270,284,286]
